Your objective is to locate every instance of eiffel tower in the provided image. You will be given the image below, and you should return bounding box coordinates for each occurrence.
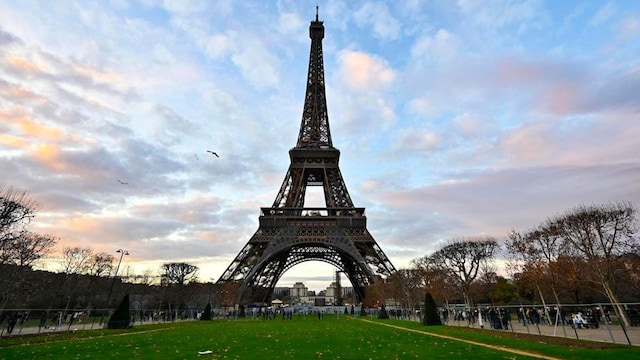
[217,9,396,306]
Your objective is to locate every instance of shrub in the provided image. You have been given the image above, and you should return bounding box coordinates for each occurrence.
[107,294,131,329]
[422,292,442,325]
[201,303,212,320]
[378,304,389,319]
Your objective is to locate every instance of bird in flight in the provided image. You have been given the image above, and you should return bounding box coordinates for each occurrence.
[207,150,219,157]
[117,179,128,185]
[194,153,199,160]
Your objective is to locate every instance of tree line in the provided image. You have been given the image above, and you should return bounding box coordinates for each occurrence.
[361,201,639,327]
[2,184,639,325]
[1,185,206,314]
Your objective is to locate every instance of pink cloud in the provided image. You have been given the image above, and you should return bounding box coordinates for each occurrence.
[495,57,543,85]
[544,82,581,115]
[4,55,45,75]
[337,50,395,91]
[0,134,27,148]
[33,144,68,171]
[17,116,64,139]
[498,110,639,168]
[73,64,121,84]
[394,128,440,153]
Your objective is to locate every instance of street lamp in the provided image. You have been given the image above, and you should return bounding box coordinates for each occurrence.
[100,249,129,326]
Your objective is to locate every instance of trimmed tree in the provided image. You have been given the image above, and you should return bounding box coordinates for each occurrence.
[201,303,212,320]
[107,294,131,329]
[422,292,442,325]
[378,304,389,319]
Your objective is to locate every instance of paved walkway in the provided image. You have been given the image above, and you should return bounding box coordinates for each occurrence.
[0,318,187,338]
[444,318,640,346]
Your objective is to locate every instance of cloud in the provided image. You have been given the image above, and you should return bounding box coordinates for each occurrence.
[337,50,395,91]
[582,70,640,113]
[16,116,64,139]
[617,15,640,42]
[329,50,398,145]
[367,163,640,248]
[231,38,280,89]
[353,2,401,41]
[410,29,458,64]
[407,96,434,117]
[160,0,209,15]
[0,27,20,45]
[0,134,27,149]
[278,12,305,35]
[5,55,46,75]
[151,104,199,146]
[498,110,640,169]
[589,1,617,26]
[391,128,440,154]
[456,0,544,32]
[204,32,234,59]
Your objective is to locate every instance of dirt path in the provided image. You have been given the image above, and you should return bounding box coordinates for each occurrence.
[0,326,178,349]
[360,318,563,360]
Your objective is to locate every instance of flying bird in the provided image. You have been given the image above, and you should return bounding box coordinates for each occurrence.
[117,179,128,185]
[207,150,219,157]
[194,153,199,160]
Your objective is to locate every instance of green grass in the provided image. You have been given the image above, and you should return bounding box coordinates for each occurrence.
[1,315,639,359]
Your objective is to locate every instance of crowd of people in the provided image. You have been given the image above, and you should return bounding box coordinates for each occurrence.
[441,305,640,330]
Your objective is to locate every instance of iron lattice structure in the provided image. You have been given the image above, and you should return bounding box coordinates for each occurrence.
[217,11,396,306]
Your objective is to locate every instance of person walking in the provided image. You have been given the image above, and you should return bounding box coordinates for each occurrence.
[6,313,17,334]
[39,311,48,330]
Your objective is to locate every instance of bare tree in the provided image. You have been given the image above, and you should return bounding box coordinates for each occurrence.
[59,246,93,274]
[506,225,567,323]
[1,185,36,235]
[1,185,37,261]
[387,269,422,312]
[550,202,639,327]
[162,262,199,285]
[1,232,57,267]
[218,281,240,309]
[125,267,159,285]
[86,252,115,277]
[410,255,459,307]
[429,236,499,313]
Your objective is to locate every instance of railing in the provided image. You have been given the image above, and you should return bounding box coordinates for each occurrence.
[382,303,640,346]
[260,207,366,217]
[4,304,639,346]
[0,308,204,337]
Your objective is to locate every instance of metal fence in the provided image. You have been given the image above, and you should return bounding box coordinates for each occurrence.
[388,302,640,346]
[2,304,640,346]
[0,308,205,337]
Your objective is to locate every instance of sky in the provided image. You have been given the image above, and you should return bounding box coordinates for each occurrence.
[1,0,639,292]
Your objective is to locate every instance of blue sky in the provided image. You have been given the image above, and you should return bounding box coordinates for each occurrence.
[1,0,639,291]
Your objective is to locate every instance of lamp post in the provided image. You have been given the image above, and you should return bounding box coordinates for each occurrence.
[100,249,129,326]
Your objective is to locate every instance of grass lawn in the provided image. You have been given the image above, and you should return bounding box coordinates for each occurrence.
[1,315,639,359]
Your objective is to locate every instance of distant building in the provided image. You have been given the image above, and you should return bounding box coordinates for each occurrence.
[273,286,290,299]
[291,282,308,297]
[275,281,354,306]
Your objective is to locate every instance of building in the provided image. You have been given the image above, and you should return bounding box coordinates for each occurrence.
[271,281,354,307]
